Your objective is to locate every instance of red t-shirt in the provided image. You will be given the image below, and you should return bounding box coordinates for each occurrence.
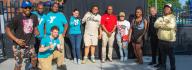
[101,14,117,32]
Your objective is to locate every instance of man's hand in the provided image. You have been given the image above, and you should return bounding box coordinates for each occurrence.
[122,46,126,49]
[15,39,26,47]
[57,44,63,52]
[107,32,112,37]
[49,42,54,50]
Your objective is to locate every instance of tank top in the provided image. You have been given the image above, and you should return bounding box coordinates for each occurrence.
[132,19,145,42]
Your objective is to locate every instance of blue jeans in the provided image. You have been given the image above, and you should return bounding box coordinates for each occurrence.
[69,34,82,59]
[116,34,128,57]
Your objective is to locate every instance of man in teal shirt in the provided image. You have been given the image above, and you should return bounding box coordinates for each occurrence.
[32,2,47,54]
[32,3,46,39]
[38,26,65,70]
[44,3,68,50]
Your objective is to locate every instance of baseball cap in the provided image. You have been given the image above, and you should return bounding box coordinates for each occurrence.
[21,1,32,8]
[119,12,125,17]
[164,3,172,8]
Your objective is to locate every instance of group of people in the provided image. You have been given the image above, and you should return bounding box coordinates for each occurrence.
[5,1,177,70]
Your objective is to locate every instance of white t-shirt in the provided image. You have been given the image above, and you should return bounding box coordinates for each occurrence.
[116,20,130,36]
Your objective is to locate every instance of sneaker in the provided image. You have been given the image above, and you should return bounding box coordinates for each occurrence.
[124,57,128,61]
[82,57,88,64]
[120,57,124,61]
[77,59,81,64]
[148,62,156,65]
[91,56,96,63]
[154,64,161,68]
[109,58,113,62]
[57,64,67,70]
[73,58,77,64]
[101,59,105,63]
[157,66,166,70]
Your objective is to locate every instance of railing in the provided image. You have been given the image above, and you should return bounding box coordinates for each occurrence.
[0,1,191,59]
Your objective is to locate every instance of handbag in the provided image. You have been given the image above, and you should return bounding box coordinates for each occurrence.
[122,35,129,42]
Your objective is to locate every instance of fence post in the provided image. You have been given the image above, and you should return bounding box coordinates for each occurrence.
[0,6,6,58]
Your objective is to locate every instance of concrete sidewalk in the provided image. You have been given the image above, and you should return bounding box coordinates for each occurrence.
[0,55,192,70]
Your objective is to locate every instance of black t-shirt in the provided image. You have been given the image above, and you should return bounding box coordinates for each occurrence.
[7,13,38,46]
[148,15,158,37]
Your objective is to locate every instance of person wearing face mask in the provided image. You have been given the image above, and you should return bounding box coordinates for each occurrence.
[81,5,102,64]
[68,9,82,64]
[155,3,176,70]
[5,1,39,70]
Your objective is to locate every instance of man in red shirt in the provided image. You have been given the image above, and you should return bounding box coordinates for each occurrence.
[101,5,117,63]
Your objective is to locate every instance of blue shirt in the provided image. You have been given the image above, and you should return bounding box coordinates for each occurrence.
[38,36,60,58]
[69,16,81,34]
[45,12,68,35]
[31,11,46,39]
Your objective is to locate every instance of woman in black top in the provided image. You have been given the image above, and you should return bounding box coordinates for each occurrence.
[130,7,148,64]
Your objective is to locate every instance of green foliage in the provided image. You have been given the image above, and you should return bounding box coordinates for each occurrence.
[147,0,182,14]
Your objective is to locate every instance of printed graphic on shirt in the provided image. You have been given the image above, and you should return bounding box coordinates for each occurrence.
[117,25,126,36]
[87,15,99,22]
[39,18,44,25]
[48,16,56,24]
[74,19,79,25]
[22,19,34,34]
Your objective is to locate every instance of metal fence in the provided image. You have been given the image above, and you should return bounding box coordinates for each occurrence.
[0,1,192,59]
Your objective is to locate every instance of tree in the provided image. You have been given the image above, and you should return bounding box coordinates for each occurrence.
[147,0,181,15]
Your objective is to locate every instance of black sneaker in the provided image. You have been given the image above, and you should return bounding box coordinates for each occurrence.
[57,64,67,70]
[154,64,161,68]
[148,62,156,65]
[157,67,166,70]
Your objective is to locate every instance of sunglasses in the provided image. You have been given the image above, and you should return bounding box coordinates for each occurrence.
[23,7,32,9]
[120,16,125,17]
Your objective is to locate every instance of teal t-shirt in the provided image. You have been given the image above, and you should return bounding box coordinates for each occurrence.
[31,11,46,39]
[69,16,81,34]
[45,12,68,35]
[38,36,60,58]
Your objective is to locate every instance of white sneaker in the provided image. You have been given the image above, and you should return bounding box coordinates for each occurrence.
[120,57,124,61]
[73,58,77,64]
[124,57,128,61]
[77,59,81,64]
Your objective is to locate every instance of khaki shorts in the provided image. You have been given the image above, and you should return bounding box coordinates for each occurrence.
[58,34,65,56]
[38,50,64,70]
[84,33,98,47]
